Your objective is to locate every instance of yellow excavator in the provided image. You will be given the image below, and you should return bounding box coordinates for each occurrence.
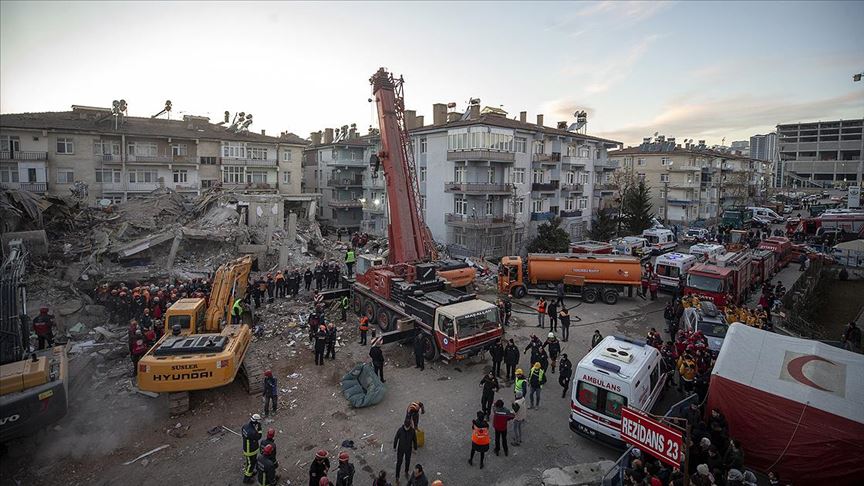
[136,255,264,414]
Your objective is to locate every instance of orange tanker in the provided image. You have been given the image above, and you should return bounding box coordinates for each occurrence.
[498,254,642,305]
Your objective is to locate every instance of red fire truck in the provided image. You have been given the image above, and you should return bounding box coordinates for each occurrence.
[684,251,752,307]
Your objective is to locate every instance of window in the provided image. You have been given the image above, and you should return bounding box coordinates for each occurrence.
[420,137,427,154]
[248,147,269,160]
[171,144,188,157]
[1,135,20,152]
[579,172,589,184]
[637,173,646,181]
[454,197,467,215]
[531,199,543,212]
[515,197,524,214]
[223,142,246,158]
[650,366,660,391]
[282,150,292,162]
[485,198,494,215]
[576,380,628,420]
[351,150,362,161]
[515,137,527,153]
[532,169,544,183]
[637,158,646,166]
[579,147,590,158]
[512,168,525,184]
[56,137,74,154]
[247,170,267,183]
[128,169,158,183]
[660,174,669,182]
[420,167,427,183]
[566,145,576,156]
[223,166,244,183]
[95,169,121,183]
[565,198,575,211]
[661,157,672,166]
[454,166,466,183]
[200,156,217,165]
[0,166,20,183]
[282,171,291,183]
[453,233,465,247]
[173,170,188,183]
[56,167,75,184]
[566,171,576,184]
[487,167,496,184]
[26,168,36,182]
[201,179,216,188]
[577,197,588,209]
[420,196,426,211]
[129,142,157,157]
[533,141,545,154]
[94,141,120,156]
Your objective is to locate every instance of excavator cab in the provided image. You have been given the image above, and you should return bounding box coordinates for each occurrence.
[162,298,208,337]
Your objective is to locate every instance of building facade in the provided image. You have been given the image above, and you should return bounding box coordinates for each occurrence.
[776,118,863,189]
[0,106,307,205]
[609,138,770,225]
[750,132,778,186]
[409,106,620,258]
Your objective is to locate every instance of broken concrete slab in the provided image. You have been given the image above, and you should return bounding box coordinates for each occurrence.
[112,231,176,258]
[541,460,616,486]
[1,230,48,257]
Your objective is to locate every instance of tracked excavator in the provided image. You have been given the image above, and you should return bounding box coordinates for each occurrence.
[136,255,265,414]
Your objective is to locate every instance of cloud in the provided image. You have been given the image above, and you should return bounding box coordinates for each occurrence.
[542,98,596,123]
[564,34,663,94]
[548,1,673,33]
[595,91,864,146]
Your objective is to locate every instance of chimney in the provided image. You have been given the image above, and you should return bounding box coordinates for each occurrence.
[557,121,567,130]
[348,127,356,139]
[404,110,417,129]
[447,112,461,123]
[468,105,480,119]
[261,129,266,136]
[519,111,527,123]
[310,132,322,145]
[433,103,447,125]
[536,114,544,127]
[415,115,424,127]
[324,128,334,144]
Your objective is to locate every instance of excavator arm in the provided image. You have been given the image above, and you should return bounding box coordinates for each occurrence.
[204,255,253,332]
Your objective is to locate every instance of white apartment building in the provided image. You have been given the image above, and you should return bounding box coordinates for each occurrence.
[0,105,307,205]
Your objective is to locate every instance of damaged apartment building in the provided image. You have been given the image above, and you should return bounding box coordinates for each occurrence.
[0,104,313,213]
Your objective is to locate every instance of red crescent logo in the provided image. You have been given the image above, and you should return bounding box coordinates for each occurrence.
[786,355,835,392]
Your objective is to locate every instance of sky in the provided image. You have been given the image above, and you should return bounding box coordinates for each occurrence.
[1,1,863,147]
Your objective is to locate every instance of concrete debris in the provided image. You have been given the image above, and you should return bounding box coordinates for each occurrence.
[122,444,170,466]
[541,460,616,486]
[133,387,160,399]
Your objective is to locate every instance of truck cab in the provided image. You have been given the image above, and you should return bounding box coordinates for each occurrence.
[721,207,754,230]
[431,300,500,360]
[685,264,734,307]
[641,228,677,255]
[653,252,697,290]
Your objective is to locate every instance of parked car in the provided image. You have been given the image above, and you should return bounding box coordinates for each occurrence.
[681,228,709,244]
[681,300,729,357]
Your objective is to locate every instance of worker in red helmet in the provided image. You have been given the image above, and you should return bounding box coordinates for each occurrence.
[335,451,355,486]
[130,330,148,375]
[32,307,56,350]
[314,324,328,366]
[309,449,330,486]
[260,428,278,468]
[257,443,278,486]
[263,370,278,417]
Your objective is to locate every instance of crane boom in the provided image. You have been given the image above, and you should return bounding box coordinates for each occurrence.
[370,68,437,264]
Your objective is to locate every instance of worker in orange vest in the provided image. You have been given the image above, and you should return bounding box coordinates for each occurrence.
[468,410,490,468]
[536,297,546,328]
[358,315,370,345]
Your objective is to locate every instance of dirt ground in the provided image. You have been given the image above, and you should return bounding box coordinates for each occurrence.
[810,279,864,341]
[0,282,673,486]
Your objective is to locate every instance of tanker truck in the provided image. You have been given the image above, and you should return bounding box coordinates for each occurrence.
[498,254,642,304]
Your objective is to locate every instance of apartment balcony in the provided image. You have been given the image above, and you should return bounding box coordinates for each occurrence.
[559,209,583,218]
[221,182,278,192]
[127,182,162,192]
[328,177,364,188]
[560,183,584,193]
[561,156,589,167]
[0,181,48,193]
[445,213,514,228]
[669,164,704,172]
[327,158,368,167]
[221,157,278,167]
[447,150,515,163]
[531,180,560,191]
[329,200,364,209]
[127,154,174,163]
[667,197,699,205]
[593,159,620,170]
[364,205,386,214]
[532,152,561,164]
[0,151,48,161]
[530,211,556,221]
[94,154,122,163]
[593,183,618,192]
[444,182,514,194]
[668,181,700,189]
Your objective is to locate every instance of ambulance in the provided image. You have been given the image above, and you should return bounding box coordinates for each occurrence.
[653,252,698,290]
[569,336,671,447]
[688,243,725,263]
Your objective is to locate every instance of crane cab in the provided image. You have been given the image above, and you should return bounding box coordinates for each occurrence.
[163,298,208,336]
[357,254,386,277]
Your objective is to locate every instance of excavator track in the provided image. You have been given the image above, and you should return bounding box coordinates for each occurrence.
[238,347,266,395]
[168,391,190,416]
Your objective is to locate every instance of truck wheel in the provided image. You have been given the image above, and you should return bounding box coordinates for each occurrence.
[602,289,619,305]
[582,288,598,303]
[352,294,362,314]
[376,308,393,332]
[363,300,376,322]
[512,285,526,299]
[422,334,440,361]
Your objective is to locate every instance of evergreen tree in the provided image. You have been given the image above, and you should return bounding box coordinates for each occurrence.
[623,180,654,235]
[588,208,618,241]
[526,217,570,253]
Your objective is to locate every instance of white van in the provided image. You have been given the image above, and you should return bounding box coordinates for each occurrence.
[747,207,784,223]
[642,228,677,255]
[653,252,698,290]
[570,336,670,447]
[611,236,651,261]
[688,243,725,263]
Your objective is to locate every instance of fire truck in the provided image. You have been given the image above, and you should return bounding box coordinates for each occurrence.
[330,69,502,362]
[684,251,753,307]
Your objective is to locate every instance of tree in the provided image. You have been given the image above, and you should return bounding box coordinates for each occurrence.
[623,179,654,235]
[527,217,570,253]
[588,208,618,241]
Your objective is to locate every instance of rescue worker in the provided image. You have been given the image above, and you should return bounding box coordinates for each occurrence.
[664,301,675,334]
[591,329,603,349]
[479,371,499,417]
[32,307,56,350]
[649,273,660,300]
[537,346,549,373]
[130,330,147,375]
[527,362,545,409]
[547,300,558,332]
[559,307,571,342]
[232,298,244,325]
[345,248,356,275]
[491,399,515,457]
[503,297,512,327]
[370,338,385,382]
[325,323,337,360]
[677,352,698,393]
[314,324,328,365]
[536,297,546,328]
[335,452,355,486]
[555,281,566,307]
[413,334,425,370]
[339,295,349,323]
[358,315,369,345]
[309,450,330,486]
[314,265,324,291]
[543,333,560,373]
[523,334,542,364]
[503,339,519,383]
[266,274,275,303]
[257,444,278,486]
[559,353,573,398]
[304,267,314,292]
[263,370,278,416]
[468,410,490,469]
[489,338,504,377]
[275,271,285,299]
[261,428,277,460]
[513,368,527,398]
[393,419,418,481]
[241,414,263,484]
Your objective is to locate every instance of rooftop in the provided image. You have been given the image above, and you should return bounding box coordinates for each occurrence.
[609,143,757,161]
[0,107,308,145]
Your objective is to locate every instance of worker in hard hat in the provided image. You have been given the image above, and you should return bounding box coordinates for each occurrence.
[263,370,278,417]
[257,443,278,486]
[513,368,527,398]
[241,413,262,483]
[335,452,355,486]
[308,449,330,486]
[32,306,56,350]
